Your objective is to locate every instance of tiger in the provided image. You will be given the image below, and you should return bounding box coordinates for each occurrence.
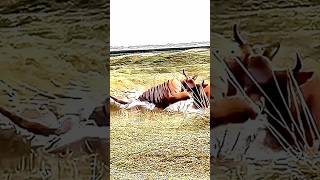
[111,69,198,109]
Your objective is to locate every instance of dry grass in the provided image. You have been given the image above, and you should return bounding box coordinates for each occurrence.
[0,4,108,178]
[0,149,108,179]
[110,50,210,179]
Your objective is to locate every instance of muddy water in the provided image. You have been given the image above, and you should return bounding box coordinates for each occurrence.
[0,0,109,178]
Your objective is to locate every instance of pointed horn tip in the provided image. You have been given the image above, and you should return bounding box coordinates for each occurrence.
[294,52,302,72]
[233,24,239,33]
[296,51,302,61]
[233,24,245,46]
[233,24,238,34]
[182,69,188,77]
[296,52,301,59]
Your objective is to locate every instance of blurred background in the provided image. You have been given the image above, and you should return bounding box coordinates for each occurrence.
[0,0,109,179]
[211,0,320,179]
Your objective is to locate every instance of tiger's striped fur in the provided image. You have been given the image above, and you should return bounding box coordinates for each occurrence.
[138,78,193,109]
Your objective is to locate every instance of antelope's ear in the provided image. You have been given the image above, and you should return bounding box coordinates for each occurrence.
[296,71,314,85]
[202,83,208,88]
[192,75,198,80]
[262,42,280,60]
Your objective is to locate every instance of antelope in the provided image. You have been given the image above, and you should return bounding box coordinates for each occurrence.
[217,24,318,152]
[267,53,320,131]
[164,80,210,113]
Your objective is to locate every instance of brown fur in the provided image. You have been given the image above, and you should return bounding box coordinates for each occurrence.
[195,82,211,99]
[211,96,258,128]
[138,78,193,108]
[203,84,211,99]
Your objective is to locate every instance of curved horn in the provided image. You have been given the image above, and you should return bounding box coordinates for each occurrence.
[182,69,188,78]
[233,24,246,46]
[294,52,302,73]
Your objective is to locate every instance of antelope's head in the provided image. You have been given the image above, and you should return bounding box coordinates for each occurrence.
[225,24,281,96]
[246,52,313,88]
[181,69,197,91]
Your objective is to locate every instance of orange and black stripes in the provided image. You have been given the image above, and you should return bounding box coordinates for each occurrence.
[140,81,168,105]
[138,79,191,109]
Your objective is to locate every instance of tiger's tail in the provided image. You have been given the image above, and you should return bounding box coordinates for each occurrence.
[110,95,128,104]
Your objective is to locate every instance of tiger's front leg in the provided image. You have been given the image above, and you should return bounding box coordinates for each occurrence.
[167,91,192,104]
[211,97,259,128]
